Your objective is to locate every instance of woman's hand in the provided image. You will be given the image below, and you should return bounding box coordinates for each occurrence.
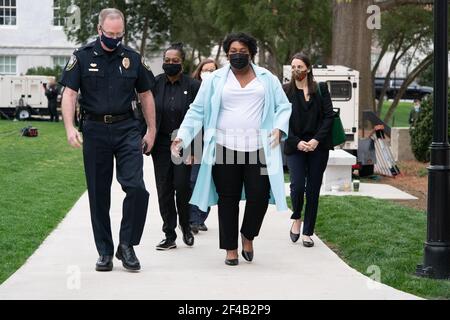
[171,137,183,158]
[306,139,319,152]
[297,141,310,152]
[269,129,281,148]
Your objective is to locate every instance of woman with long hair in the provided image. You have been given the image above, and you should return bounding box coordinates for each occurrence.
[284,53,334,247]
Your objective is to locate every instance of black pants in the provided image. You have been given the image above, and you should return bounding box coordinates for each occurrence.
[152,134,192,241]
[48,102,59,122]
[82,118,149,256]
[286,148,329,236]
[212,144,270,250]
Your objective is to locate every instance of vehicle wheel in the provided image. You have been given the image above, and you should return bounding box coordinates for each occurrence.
[15,107,31,121]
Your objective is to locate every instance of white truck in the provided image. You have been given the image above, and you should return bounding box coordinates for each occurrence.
[0,75,57,120]
[283,64,376,176]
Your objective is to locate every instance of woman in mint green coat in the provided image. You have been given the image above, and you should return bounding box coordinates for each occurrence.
[171,33,291,266]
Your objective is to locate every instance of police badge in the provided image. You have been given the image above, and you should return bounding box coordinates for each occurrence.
[122,57,130,69]
[65,55,77,71]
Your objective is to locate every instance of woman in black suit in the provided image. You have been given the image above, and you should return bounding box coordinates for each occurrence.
[284,53,334,247]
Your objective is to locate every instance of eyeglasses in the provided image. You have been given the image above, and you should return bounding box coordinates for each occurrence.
[100,26,125,39]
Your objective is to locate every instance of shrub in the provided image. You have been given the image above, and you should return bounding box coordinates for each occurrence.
[410,93,450,162]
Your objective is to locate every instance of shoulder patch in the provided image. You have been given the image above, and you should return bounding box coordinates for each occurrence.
[141,57,152,71]
[65,55,77,72]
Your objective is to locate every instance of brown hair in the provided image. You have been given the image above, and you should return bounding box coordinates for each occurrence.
[286,52,317,97]
[192,59,219,81]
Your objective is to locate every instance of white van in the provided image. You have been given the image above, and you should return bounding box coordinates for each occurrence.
[0,75,57,120]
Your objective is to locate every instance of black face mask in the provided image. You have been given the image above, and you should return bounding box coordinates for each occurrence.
[163,63,182,76]
[100,32,123,51]
[229,53,250,70]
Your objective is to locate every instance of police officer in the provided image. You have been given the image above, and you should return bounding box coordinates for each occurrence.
[44,79,59,122]
[59,8,157,272]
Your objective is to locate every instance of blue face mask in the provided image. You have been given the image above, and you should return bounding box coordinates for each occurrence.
[100,32,123,50]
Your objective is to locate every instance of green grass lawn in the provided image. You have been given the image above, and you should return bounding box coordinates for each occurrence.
[381,101,413,128]
[0,120,86,284]
[287,196,450,299]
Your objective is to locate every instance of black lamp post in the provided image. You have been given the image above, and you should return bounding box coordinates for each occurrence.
[416,0,450,280]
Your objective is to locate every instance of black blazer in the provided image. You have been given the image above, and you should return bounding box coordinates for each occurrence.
[152,73,201,135]
[284,82,334,155]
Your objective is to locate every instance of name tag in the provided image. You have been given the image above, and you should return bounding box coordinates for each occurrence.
[89,68,99,72]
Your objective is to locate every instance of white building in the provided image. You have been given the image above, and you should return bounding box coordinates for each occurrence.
[0,0,167,77]
[0,0,78,76]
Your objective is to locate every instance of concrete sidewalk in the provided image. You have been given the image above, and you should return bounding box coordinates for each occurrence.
[0,157,420,300]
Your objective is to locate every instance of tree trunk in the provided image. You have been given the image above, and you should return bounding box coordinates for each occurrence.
[140,15,150,56]
[383,53,433,123]
[332,0,374,128]
[215,40,223,63]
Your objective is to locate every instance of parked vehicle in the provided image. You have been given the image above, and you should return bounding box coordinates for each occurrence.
[0,75,60,120]
[374,77,432,101]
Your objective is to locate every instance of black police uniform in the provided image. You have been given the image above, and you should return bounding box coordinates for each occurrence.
[45,84,59,122]
[59,38,156,256]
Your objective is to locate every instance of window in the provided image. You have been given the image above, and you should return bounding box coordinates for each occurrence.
[53,56,69,68]
[0,0,17,26]
[327,81,352,101]
[0,56,17,74]
[53,0,65,26]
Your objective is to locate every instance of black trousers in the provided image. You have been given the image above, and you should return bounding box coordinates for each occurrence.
[48,102,59,122]
[286,148,329,236]
[82,118,149,256]
[152,134,192,241]
[212,144,270,250]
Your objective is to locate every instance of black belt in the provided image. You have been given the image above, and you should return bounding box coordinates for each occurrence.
[84,112,132,124]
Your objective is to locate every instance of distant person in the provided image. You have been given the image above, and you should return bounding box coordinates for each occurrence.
[189,59,219,234]
[409,98,421,126]
[44,79,59,122]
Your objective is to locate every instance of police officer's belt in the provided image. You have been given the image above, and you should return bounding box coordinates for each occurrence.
[85,111,133,124]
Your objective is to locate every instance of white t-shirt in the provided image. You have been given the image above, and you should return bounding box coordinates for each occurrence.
[216,70,265,152]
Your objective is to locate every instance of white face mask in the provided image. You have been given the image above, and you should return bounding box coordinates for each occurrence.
[200,71,212,81]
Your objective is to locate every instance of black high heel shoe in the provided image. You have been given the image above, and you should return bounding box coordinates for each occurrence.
[225,258,239,266]
[290,222,300,243]
[241,234,254,262]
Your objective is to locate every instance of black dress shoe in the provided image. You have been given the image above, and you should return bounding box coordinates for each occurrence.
[181,227,195,247]
[198,223,208,232]
[290,222,300,243]
[156,238,177,250]
[96,255,113,272]
[225,259,239,266]
[190,224,199,235]
[115,244,141,271]
[302,237,315,248]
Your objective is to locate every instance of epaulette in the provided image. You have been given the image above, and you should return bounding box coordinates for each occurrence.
[75,41,96,53]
